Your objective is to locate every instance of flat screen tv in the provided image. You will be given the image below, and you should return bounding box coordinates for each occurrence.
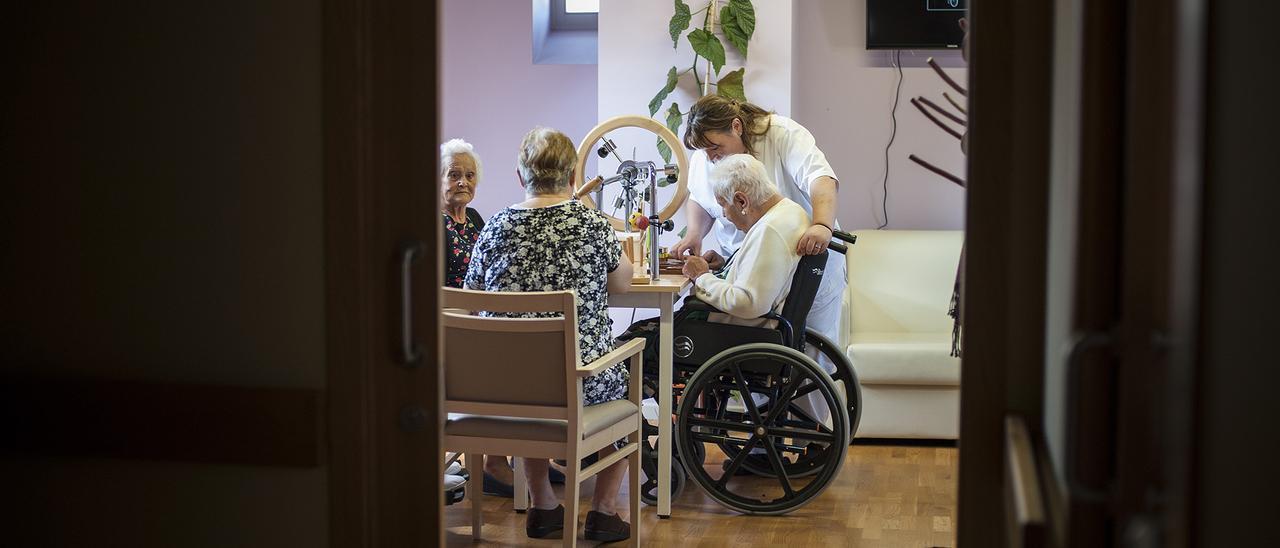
[866,0,967,50]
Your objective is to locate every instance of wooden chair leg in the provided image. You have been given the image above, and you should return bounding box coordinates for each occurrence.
[563,459,579,548]
[513,457,528,513]
[628,444,641,547]
[468,452,483,540]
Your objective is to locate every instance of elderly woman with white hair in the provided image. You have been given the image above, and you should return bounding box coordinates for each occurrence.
[440,139,531,497]
[440,138,487,289]
[464,127,635,542]
[680,153,813,326]
[676,154,841,465]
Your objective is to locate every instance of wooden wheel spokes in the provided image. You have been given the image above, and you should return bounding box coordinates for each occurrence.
[574,115,690,231]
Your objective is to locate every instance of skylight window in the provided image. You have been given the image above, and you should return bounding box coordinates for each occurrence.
[565,0,599,14]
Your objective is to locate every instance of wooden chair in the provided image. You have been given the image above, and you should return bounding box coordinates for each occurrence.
[443,287,644,547]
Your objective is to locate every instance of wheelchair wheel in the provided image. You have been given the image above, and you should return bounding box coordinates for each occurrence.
[639,419,688,506]
[803,328,863,440]
[710,330,858,478]
[676,343,849,515]
[715,397,843,479]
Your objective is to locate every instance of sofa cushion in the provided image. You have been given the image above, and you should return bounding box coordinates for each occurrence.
[445,399,638,442]
[846,332,960,386]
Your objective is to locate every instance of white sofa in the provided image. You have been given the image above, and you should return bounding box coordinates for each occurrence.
[841,230,964,439]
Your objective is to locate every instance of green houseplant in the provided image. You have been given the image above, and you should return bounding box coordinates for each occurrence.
[649,0,756,163]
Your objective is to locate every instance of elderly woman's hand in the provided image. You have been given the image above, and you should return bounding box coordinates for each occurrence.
[701,250,726,271]
[682,255,711,281]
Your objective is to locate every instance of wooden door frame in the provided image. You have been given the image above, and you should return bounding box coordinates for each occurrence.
[958,0,1055,546]
[1124,0,1206,546]
[324,0,442,545]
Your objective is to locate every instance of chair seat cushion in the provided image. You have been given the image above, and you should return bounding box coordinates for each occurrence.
[846,332,960,386]
[445,399,638,442]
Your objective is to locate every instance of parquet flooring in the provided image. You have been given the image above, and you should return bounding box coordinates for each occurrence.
[445,443,957,547]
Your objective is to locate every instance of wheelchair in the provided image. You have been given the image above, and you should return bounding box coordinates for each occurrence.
[625,231,862,515]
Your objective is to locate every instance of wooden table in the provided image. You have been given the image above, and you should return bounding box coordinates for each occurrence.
[609,274,689,518]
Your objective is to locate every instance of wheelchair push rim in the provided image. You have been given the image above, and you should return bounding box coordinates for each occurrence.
[676,343,849,515]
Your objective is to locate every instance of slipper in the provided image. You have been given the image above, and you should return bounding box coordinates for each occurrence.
[722,459,756,477]
[548,466,566,484]
[482,471,514,497]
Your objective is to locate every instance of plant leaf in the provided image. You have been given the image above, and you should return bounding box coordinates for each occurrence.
[720,6,748,58]
[665,102,684,139]
[648,66,680,116]
[716,68,746,102]
[658,102,684,164]
[657,138,672,164]
[730,0,755,41]
[688,28,726,75]
[669,0,691,48]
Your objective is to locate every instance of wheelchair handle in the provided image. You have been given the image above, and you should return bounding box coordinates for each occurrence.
[828,230,856,255]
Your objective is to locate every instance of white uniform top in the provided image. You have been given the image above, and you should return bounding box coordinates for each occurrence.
[686,114,847,368]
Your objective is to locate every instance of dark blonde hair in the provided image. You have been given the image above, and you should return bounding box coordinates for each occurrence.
[682,95,772,156]
[517,127,577,195]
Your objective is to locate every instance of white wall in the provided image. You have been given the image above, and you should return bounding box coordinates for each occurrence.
[440,0,599,218]
[793,0,967,231]
[599,0,793,122]
[598,0,793,330]
[598,0,792,244]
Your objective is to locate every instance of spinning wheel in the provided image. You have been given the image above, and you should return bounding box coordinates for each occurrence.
[574,115,691,232]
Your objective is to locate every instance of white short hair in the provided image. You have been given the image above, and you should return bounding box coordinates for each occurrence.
[708,154,777,206]
[440,138,482,184]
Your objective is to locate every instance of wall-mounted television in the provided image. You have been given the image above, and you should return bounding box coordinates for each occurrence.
[866,0,967,50]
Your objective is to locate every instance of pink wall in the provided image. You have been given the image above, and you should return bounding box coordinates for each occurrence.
[439,0,598,218]
[793,0,967,231]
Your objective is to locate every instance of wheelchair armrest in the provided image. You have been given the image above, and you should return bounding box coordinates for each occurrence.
[683,296,796,347]
[679,295,724,314]
[578,337,646,377]
[759,312,795,348]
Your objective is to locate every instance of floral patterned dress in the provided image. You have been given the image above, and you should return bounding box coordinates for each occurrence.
[443,208,484,288]
[464,200,626,405]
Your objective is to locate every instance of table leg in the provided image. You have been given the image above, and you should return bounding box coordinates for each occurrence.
[657,296,673,518]
[513,457,527,513]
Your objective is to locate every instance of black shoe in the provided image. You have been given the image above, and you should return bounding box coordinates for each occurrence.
[482,471,514,497]
[584,510,630,543]
[722,458,755,477]
[548,466,566,484]
[526,505,565,539]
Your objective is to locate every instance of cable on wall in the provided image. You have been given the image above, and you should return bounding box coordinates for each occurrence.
[878,48,903,230]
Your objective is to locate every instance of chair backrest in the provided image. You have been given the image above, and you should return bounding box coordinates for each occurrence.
[778,250,828,348]
[442,288,579,417]
[843,230,964,334]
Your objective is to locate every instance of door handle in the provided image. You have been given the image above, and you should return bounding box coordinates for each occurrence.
[399,240,427,367]
[1063,329,1115,504]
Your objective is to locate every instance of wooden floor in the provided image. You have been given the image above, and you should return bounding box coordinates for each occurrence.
[445,443,957,547]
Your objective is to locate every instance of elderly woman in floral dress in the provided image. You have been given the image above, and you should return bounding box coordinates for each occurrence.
[464,127,634,542]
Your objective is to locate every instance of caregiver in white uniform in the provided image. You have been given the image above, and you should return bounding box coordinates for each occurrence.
[671,95,846,376]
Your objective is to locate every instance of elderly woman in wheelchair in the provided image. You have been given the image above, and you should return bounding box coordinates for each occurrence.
[622,154,861,515]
